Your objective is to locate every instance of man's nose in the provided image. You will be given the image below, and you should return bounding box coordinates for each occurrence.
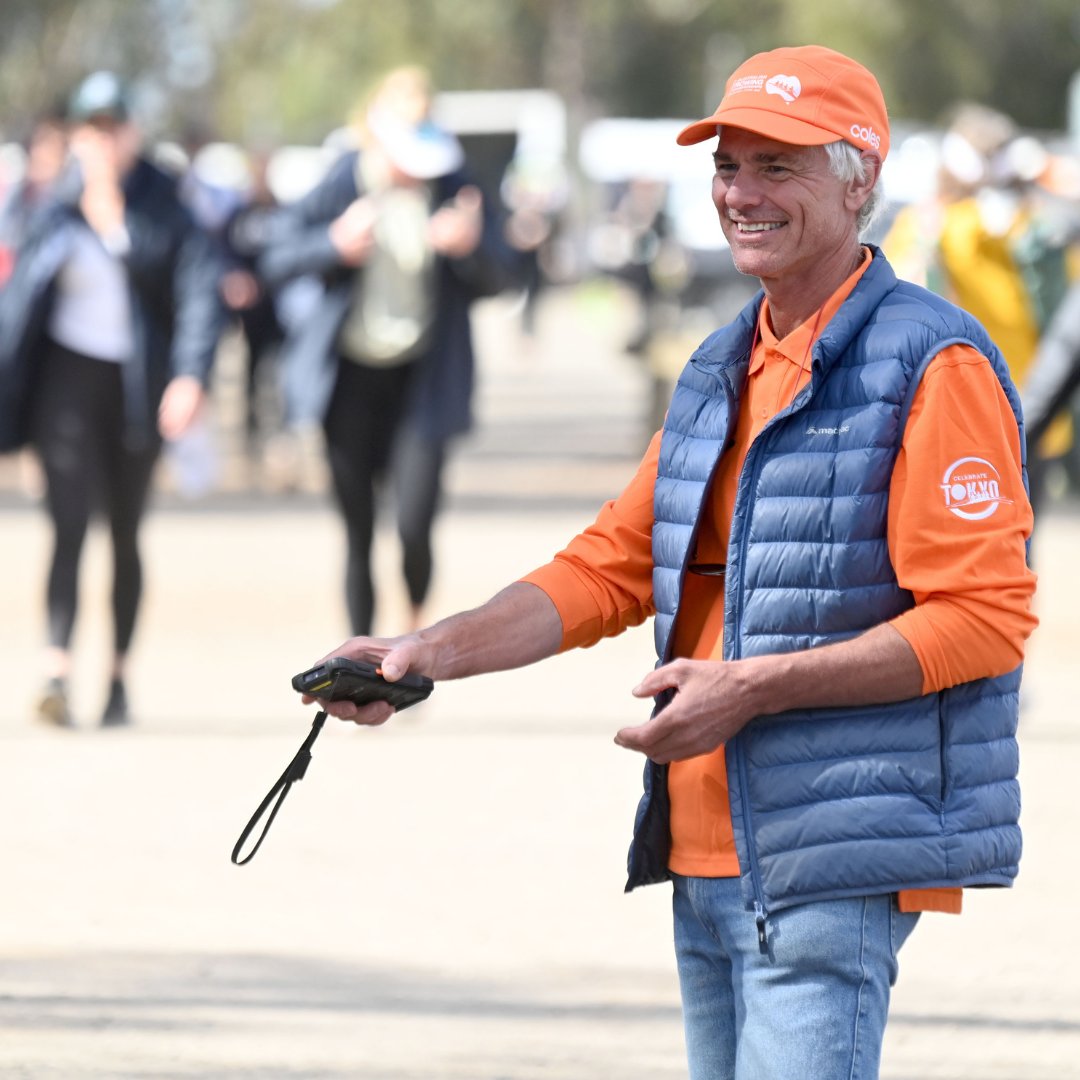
[716,171,762,213]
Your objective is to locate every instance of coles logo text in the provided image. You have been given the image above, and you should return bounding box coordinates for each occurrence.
[849,123,881,150]
[940,457,1012,520]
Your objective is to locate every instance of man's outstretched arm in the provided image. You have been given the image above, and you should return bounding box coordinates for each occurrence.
[303,582,564,724]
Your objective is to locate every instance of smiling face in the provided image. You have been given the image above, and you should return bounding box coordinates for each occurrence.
[711,127,878,322]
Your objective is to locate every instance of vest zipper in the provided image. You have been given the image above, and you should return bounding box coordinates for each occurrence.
[734,731,769,954]
[727,366,815,654]
[726,357,817,955]
[754,901,769,954]
[664,363,738,662]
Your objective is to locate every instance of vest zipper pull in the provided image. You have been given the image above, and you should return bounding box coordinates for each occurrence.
[754,902,769,955]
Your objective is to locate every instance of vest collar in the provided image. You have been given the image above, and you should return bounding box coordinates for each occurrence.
[692,246,898,381]
[811,245,897,369]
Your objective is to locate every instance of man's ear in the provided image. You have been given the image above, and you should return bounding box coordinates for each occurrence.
[846,152,883,212]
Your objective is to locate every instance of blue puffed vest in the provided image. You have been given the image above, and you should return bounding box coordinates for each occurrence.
[626,248,1027,925]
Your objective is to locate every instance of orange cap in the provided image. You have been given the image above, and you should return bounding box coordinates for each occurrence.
[677,45,889,161]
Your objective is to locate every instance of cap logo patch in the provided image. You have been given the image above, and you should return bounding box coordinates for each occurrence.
[765,74,801,104]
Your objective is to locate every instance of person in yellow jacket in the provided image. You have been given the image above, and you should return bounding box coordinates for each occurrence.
[884,102,1079,521]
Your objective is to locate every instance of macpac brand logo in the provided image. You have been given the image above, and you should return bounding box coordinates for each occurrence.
[849,123,882,150]
[940,456,1012,520]
[765,74,802,104]
[805,424,850,436]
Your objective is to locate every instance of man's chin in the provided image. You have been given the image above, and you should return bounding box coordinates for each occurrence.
[729,249,776,279]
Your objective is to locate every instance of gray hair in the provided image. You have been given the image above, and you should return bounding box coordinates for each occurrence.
[823,140,882,235]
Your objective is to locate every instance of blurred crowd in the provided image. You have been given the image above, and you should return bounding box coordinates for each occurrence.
[0,66,539,728]
[585,108,1080,453]
[0,75,571,500]
[5,83,1079,495]
[880,103,1080,525]
[2,67,1080,730]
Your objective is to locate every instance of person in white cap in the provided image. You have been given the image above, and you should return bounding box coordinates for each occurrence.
[262,65,516,637]
[298,47,1036,1078]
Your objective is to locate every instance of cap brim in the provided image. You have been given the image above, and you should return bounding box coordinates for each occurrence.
[676,107,840,149]
[676,118,721,146]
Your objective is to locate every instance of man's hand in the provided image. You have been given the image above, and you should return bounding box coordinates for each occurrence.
[615,625,925,764]
[616,658,762,764]
[301,633,433,726]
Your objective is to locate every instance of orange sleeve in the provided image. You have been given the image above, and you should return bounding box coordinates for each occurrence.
[887,344,1038,694]
[520,431,661,652]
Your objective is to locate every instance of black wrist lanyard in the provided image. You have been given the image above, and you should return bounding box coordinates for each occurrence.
[231,711,327,865]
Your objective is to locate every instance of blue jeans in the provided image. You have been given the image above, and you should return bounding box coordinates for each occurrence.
[672,875,920,1080]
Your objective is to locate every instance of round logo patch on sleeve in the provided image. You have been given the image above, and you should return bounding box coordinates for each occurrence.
[940,457,1013,520]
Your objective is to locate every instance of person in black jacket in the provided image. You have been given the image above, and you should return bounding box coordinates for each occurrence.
[0,72,224,727]
[260,66,515,636]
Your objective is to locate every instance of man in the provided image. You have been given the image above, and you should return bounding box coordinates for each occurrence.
[302,47,1037,1079]
[0,71,223,726]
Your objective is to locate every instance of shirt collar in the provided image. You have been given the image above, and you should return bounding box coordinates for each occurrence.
[751,247,873,374]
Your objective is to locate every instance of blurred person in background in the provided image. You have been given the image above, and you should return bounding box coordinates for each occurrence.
[219,150,287,462]
[585,176,673,356]
[612,177,671,355]
[301,46,1037,1078]
[0,110,68,291]
[884,102,1080,525]
[0,71,224,727]
[499,154,567,338]
[261,65,515,636]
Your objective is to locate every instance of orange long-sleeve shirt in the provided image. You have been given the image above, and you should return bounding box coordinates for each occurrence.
[523,251,1038,915]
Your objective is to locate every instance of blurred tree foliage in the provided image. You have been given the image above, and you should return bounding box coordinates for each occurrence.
[1,0,1078,142]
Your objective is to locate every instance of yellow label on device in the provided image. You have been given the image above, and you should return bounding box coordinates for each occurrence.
[310,679,333,693]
